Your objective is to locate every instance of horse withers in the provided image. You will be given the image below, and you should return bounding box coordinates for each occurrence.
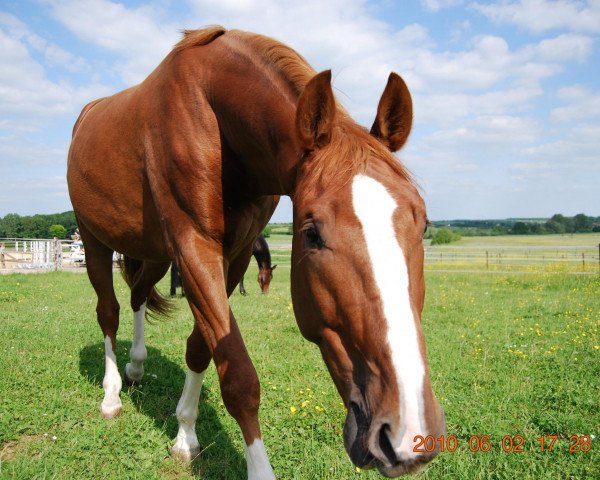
[67,27,444,478]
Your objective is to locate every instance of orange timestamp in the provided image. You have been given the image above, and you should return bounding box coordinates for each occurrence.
[412,435,593,453]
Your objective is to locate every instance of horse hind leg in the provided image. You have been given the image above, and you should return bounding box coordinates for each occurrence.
[171,324,211,461]
[78,224,123,419]
[121,259,171,386]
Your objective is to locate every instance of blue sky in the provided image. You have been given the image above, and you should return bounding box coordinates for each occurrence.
[1,0,599,222]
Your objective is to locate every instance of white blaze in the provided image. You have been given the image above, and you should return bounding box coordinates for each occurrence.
[351,174,425,459]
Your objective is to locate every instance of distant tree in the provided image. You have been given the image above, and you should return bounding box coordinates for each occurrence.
[529,223,546,234]
[49,224,67,238]
[573,213,592,233]
[549,214,574,233]
[511,222,530,235]
[262,226,272,238]
[431,228,461,245]
[0,213,23,237]
[545,220,565,234]
[491,225,508,235]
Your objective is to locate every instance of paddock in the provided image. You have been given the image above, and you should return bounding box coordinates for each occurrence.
[0,258,597,478]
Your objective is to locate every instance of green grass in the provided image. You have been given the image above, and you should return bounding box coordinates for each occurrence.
[0,261,598,479]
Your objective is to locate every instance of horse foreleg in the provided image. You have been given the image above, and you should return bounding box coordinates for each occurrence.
[173,239,274,479]
[215,309,275,480]
[239,275,247,295]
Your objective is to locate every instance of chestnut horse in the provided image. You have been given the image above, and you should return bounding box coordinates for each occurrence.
[67,27,445,478]
[239,235,277,295]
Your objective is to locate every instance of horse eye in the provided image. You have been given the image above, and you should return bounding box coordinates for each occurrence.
[304,224,326,249]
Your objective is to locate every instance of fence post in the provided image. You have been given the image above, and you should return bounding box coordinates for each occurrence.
[582,253,585,272]
[53,238,58,271]
[486,250,489,270]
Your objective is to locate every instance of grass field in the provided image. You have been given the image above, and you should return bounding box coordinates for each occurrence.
[0,247,598,479]
[265,233,600,274]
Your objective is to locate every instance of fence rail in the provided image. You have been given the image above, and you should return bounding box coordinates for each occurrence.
[423,244,600,273]
[0,238,84,271]
[267,243,600,274]
[2,238,599,274]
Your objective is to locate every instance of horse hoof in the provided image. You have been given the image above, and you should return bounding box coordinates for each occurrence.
[124,363,143,387]
[171,445,201,462]
[123,370,139,387]
[101,403,122,419]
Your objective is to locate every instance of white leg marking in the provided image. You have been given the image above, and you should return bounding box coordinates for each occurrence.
[245,439,275,480]
[125,302,147,383]
[101,335,123,419]
[352,175,425,459]
[171,368,206,461]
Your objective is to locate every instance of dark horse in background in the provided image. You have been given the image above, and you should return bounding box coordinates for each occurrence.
[239,235,276,295]
[171,235,276,296]
[67,27,444,478]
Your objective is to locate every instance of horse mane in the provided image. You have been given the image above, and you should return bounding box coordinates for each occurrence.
[174,27,414,191]
[228,30,316,96]
[174,26,227,52]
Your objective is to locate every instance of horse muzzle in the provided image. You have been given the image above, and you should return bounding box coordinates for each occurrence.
[343,399,446,477]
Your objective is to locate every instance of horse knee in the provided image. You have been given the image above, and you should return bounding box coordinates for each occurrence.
[96,304,120,339]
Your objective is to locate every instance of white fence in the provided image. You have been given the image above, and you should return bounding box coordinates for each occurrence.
[0,238,76,271]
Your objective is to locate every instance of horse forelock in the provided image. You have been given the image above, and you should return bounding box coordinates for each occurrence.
[295,121,416,202]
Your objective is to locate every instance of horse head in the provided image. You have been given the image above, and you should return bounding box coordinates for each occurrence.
[258,265,277,294]
[290,71,445,477]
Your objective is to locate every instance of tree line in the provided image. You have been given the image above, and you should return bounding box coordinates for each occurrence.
[0,211,78,239]
[432,213,600,237]
[1,211,598,240]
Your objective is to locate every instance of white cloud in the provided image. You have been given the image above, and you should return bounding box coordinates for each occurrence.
[530,33,593,62]
[46,0,180,84]
[1,0,598,219]
[524,122,600,163]
[552,85,600,122]
[421,0,465,12]
[0,27,109,118]
[471,0,600,34]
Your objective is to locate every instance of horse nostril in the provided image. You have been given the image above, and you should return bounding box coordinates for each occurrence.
[377,423,398,466]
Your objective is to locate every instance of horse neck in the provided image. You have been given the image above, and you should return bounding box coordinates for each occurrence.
[200,59,301,196]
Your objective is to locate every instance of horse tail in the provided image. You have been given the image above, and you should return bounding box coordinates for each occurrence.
[118,255,174,318]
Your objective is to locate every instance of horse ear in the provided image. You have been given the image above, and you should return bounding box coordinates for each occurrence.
[296,70,336,151]
[271,265,277,271]
[370,72,413,152]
